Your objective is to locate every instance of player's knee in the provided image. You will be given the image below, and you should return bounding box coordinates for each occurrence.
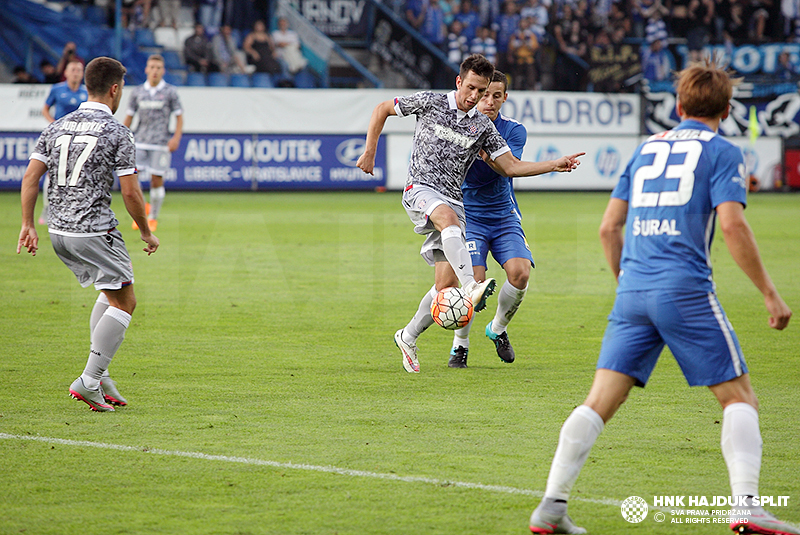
[508,269,529,288]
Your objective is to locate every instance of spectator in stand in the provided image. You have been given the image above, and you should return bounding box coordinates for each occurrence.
[441,0,456,26]
[272,17,309,75]
[422,0,449,51]
[685,0,715,62]
[198,0,224,35]
[573,0,593,31]
[608,1,632,35]
[476,0,501,29]
[745,0,772,41]
[507,16,539,89]
[632,0,669,39]
[212,24,251,74]
[13,66,36,84]
[159,0,181,28]
[406,0,429,30]
[455,0,482,42]
[471,26,498,64]
[243,20,285,76]
[722,0,749,46]
[552,3,589,91]
[520,0,548,39]
[781,0,800,42]
[642,28,672,82]
[774,49,800,79]
[40,60,61,84]
[591,0,614,30]
[644,10,669,47]
[184,23,220,73]
[495,0,520,70]
[447,19,470,64]
[56,42,85,81]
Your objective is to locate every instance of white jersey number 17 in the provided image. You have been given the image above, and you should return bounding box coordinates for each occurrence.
[55,134,98,187]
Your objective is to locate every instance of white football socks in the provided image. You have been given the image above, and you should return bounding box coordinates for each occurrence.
[90,292,110,334]
[491,281,527,334]
[149,185,165,220]
[453,314,474,348]
[440,225,475,288]
[81,307,131,390]
[721,402,762,497]
[403,285,437,342]
[544,405,605,500]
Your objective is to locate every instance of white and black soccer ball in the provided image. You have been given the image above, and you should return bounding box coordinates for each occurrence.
[430,287,474,330]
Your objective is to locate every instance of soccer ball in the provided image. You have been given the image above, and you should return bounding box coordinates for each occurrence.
[430,287,474,330]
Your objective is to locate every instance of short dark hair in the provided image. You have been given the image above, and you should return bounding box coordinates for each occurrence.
[491,70,508,92]
[459,54,494,82]
[84,57,127,96]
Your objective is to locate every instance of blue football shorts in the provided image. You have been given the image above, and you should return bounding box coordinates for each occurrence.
[596,289,747,387]
[465,214,534,269]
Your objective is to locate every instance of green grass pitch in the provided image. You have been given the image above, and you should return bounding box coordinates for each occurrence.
[1,190,798,534]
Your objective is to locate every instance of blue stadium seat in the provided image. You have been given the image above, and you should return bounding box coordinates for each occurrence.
[229,73,251,87]
[163,71,185,86]
[251,72,275,88]
[207,72,229,86]
[162,50,183,71]
[294,69,316,89]
[84,5,106,25]
[186,72,206,86]
[135,28,157,47]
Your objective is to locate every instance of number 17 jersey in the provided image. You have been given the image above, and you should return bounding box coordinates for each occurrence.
[30,102,137,235]
[611,119,748,294]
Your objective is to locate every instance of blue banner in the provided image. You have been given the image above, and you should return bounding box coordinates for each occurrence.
[0,133,386,191]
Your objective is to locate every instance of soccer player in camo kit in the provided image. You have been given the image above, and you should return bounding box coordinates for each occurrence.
[124,54,183,232]
[18,57,159,412]
[449,69,533,369]
[357,54,583,373]
[528,59,795,535]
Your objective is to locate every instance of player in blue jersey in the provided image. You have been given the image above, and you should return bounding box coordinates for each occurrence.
[528,60,795,535]
[40,60,89,225]
[449,70,532,368]
[42,60,88,122]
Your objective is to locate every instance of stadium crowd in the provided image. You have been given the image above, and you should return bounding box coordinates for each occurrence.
[12,0,800,90]
[405,0,800,90]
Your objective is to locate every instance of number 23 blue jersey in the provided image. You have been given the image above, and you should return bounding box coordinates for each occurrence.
[611,119,748,294]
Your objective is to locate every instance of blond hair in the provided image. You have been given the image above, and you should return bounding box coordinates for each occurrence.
[675,58,741,119]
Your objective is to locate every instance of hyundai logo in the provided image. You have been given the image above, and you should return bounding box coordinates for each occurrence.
[336,138,366,166]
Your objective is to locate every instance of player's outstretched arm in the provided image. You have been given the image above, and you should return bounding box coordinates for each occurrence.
[17,159,48,256]
[119,173,159,255]
[599,197,627,282]
[491,151,584,178]
[357,100,396,176]
[717,201,791,330]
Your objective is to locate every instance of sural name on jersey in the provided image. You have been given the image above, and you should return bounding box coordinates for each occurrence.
[649,128,715,142]
[631,216,681,236]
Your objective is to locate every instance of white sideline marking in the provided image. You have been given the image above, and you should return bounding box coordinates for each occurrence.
[0,432,620,507]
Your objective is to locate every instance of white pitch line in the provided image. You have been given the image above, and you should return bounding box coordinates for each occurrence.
[0,432,621,507]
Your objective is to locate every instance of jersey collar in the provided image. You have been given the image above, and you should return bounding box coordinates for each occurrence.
[447,91,478,122]
[78,101,112,115]
[144,79,167,94]
[677,119,713,132]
